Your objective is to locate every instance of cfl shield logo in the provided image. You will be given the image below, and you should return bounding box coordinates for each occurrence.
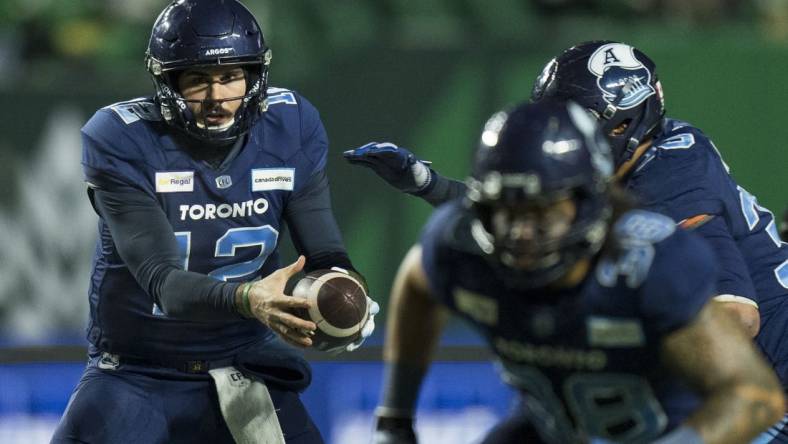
[587,43,655,110]
[216,175,232,189]
[228,371,250,388]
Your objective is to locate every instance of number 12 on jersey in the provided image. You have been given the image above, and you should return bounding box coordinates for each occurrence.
[174,225,279,281]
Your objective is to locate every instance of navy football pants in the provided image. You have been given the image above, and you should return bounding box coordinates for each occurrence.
[50,364,323,444]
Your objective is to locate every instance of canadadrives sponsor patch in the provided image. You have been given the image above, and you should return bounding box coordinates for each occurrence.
[252,168,295,192]
[156,171,194,193]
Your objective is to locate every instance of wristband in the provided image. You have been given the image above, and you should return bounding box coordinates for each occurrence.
[239,282,254,318]
[410,167,437,196]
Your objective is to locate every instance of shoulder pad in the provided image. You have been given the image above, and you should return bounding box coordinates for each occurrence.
[446,208,486,256]
[81,105,155,193]
[597,210,678,289]
[421,201,481,253]
[661,118,694,135]
[654,119,707,150]
[102,98,161,125]
[265,87,298,108]
[613,210,676,245]
[651,119,731,174]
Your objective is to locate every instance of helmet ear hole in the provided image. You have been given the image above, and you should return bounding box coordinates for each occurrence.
[609,119,632,136]
[165,71,183,90]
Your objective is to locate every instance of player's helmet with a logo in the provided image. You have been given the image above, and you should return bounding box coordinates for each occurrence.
[145,0,271,145]
[466,99,613,288]
[531,41,665,168]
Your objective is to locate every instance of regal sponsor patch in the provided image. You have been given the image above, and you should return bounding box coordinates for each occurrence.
[252,168,295,192]
[156,171,194,193]
[587,316,645,348]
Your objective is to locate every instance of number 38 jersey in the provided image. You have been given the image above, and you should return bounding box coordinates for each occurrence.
[420,203,717,443]
[81,88,325,360]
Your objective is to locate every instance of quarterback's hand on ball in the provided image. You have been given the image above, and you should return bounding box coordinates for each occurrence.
[323,296,379,354]
[244,256,316,347]
[343,142,433,194]
[372,413,417,444]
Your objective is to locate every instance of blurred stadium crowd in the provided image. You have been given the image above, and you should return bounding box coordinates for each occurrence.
[1,0,787,87]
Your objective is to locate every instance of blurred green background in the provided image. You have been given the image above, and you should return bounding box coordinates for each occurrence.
[0,0,786,339]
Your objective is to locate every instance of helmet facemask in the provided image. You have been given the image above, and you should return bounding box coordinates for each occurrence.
[147,50,271,146]
[145,0,273,146]
[468,176,611,290]
[592,77,665,167]
[466,99,615,290]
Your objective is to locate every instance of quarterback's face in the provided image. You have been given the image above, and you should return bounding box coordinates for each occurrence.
[178,66,247,131]
[491,197,576,270]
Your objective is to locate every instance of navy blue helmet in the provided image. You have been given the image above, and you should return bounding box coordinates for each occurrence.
[145,0,271,145]
[531,41,665,168]
[467,99,613,288]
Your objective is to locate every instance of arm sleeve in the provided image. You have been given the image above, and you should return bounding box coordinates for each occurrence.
[640,230,718,336]
[298,95,328,176]
[285,93,356,273]
[91,186,242,321]
[691,215,758,304]
[418,204,459,303]
[81,110,155,195]
[283,169,355,272]
[414,170,468,207]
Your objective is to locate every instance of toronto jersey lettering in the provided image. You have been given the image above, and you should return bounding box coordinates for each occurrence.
[81,87,325,360]
[420,202,717,443]
[627,118,788,388]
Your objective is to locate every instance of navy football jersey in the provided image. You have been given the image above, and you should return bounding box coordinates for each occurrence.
[627,118,788,386]
[81,88,326,360]
[420,202,717,443]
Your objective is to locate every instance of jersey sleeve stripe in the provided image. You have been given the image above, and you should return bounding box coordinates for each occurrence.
[678,214,714,230]
[712,294,759,308]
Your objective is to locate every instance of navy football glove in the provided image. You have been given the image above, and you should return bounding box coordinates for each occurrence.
[343,142,433,194]
[372,414,417,444]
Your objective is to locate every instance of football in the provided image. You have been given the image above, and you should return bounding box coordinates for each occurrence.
[291,269,369,351]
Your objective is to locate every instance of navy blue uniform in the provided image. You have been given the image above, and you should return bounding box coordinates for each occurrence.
[629,119,788,318]
[420,202,717,443]
[626,119,788,442]
[53,88,334,443]
[80,88,325,359]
